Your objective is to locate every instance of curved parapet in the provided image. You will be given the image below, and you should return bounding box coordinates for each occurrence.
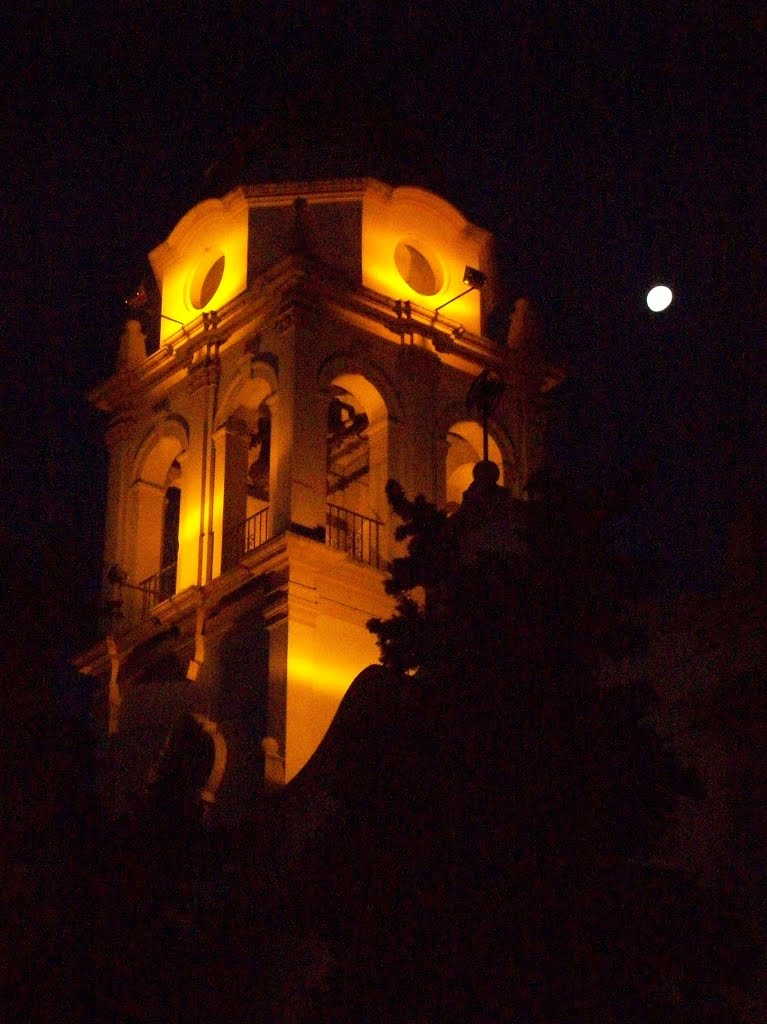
[362,181,495,335]
[149,190,249,343]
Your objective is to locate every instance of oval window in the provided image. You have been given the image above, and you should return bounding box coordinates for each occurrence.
[190,251,225,310]
[394,241,441,296]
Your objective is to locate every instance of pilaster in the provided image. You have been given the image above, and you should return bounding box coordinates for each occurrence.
[262,311,296,537]
[182,343,220,589]
[102,416,135,586]
[290,384,329,536]
[262,565,320,783]
[211,420,249,575]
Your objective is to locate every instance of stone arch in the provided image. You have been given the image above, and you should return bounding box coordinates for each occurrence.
[192,714,228,806]
[132,414,190,486]
[144,711,227,821]
[317,352,403,425]
[214,362,278,571]
[437,401,515,510]
[319,355,396,567]
[128,416,191,609]
[215,356,278,431]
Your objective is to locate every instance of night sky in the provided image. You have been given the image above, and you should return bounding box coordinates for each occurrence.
[4,3,765,643]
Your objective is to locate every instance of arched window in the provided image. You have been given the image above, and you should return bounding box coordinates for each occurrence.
[216,373,274,574]
[445,420,504,512]
[129,420,189,616]
[327,391,370,506]
[325,375,387,568]
[231,402,271,564]
[158,461,182,600]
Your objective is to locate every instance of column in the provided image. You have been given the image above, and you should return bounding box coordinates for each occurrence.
[211,420,249,575]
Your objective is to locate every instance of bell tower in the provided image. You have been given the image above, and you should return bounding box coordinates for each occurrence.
[76,176,557,818]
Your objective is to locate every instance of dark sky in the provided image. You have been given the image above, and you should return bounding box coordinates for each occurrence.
[4,2,765,633]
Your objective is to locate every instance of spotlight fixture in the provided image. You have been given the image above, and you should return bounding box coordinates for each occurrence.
[106,564,152,594]
[462,266,486,288]
[435,265,487,313]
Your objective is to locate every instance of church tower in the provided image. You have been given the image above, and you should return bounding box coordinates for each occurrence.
[76,173,558,819]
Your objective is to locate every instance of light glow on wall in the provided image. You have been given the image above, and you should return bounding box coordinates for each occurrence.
[176,499,203,590]
[361,182,492,335]
[284,615,382,780]
[288,650,358,700]
[150,190,249,342]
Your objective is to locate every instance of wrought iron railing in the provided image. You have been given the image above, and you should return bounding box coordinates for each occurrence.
[139,562,177,618]
[242,506,270,556]
[222,506,270,571]
[326,504,383,569]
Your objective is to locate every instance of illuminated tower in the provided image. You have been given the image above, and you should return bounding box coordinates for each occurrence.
[76,176,558,818]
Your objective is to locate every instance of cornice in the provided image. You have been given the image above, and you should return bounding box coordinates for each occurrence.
[93,258,317,410]
[75,526,395,684]
[292,267,503,373]
[90,253,504,414]
[242,178,371,206]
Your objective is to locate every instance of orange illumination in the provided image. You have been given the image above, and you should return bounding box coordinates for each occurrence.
[361,183,490,335]
[174,493,206,590]
[178,503,201,549]
[150,191,249,342]
[285,627,381,780]
[288,650,361,700]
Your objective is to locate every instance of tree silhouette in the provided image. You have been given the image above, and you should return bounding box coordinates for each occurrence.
[290,468,749,1022]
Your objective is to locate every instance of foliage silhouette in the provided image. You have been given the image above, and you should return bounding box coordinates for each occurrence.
[283,468,750,1022]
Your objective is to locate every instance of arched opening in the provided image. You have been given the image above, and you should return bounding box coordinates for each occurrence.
[445,420,504,512]
[146,713,223,825]
[246,407,271,511]
[130,421,189,616]
[158,461,182,600]
[217,375,274,573]
[325,374,387,568]
[238,401,271,558]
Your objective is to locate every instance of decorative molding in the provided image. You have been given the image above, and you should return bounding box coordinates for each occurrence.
[261,578,319,632]
[186,604,208,682]
[192,714,227,804]
[244,332,262,355]
[104,416,135,452]
[186,352,221,394]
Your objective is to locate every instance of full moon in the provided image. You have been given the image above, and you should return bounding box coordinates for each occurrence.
[647,285,673,312]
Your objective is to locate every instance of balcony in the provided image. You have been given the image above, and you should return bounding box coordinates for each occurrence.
[221,506,271,573]
[133,504,380,623]
[326,504,383,569]
[242,506,270,555]
[138,562,177,618]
